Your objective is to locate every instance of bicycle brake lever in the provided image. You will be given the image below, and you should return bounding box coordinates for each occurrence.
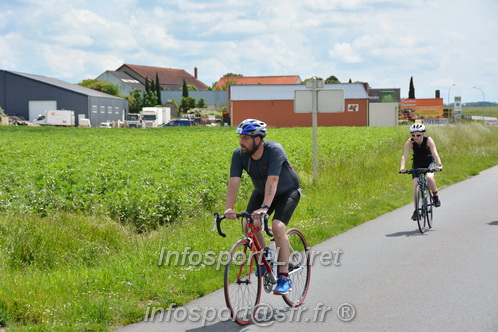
[262,212,273,237]
[214,212,226,238]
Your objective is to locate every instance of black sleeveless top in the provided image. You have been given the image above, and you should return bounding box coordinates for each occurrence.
[411,136,434,167]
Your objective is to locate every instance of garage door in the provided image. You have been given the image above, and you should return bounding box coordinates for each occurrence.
[29,100,57,121]
[369,102,398,127]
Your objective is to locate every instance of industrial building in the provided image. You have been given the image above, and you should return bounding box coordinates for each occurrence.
[0,70,128,127]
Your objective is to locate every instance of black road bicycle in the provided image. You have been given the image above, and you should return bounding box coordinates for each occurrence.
[400,168,440,233]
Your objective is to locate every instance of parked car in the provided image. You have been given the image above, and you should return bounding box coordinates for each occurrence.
[99,122,113,128]
[161,119,193,127]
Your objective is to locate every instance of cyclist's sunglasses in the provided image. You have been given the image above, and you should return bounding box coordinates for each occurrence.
[411,134,422,137]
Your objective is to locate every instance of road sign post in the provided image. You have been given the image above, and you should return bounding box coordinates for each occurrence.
[294,78,344,181]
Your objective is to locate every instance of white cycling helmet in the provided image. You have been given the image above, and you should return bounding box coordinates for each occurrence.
[409,123,426,133]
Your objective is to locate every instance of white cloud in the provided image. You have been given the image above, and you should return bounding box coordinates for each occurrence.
[329,42,363,63]
[1,0,497,102]
[0,33,20,69]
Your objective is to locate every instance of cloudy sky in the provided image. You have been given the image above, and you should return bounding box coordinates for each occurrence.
[1,0,497,103]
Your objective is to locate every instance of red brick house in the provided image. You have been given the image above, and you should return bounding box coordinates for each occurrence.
[229,83,370,128]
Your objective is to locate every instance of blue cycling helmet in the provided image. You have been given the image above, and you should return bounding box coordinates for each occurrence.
[236,119,267,137]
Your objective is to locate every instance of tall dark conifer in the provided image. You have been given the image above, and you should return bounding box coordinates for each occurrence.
[155,72,162,105]
[409,76,415,99]
[182,79,188,98]
[145,77,150,93]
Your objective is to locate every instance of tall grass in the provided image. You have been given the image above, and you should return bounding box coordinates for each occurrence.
[0,123,497,331]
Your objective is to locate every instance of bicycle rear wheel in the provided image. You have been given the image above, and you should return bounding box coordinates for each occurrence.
[415,186,427,233]
[224,239,262,325]
[282,228,311,307]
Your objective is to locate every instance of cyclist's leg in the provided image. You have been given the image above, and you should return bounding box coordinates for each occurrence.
[246,191,267,250]
[412,176,419,208]
[272,189,300,295]
[272,219,289,274]
[426,172,441,207]
[272,189,300,274]
[426,172,437,192]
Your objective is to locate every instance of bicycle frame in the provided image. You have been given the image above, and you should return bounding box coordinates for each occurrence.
[214,211,278,283]
[215,211,312,325]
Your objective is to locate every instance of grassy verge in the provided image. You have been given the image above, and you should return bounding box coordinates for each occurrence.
[0,123,497,331]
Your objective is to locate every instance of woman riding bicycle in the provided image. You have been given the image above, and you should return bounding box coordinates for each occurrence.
[400,123,443,220]
[224,119,301,295]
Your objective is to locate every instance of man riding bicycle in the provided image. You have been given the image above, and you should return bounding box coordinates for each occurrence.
[224,119,301,295]
[400,123,443,220]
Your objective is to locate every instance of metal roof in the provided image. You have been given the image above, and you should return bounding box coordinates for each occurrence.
[230,83,369,101]
[11,71,125,99]
[106,70,144,90]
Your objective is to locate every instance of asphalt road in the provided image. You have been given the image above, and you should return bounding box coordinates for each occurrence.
[118,165,498,332]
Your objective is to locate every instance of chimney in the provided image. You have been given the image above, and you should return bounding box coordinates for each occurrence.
[435,90,440,98]
[194,67,198,79]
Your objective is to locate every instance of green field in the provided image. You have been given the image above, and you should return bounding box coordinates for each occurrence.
[0,123,497,331]
[463,106,498,117]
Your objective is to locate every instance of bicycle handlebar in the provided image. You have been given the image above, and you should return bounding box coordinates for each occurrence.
[213,211,272,238]
[399,167,442,175]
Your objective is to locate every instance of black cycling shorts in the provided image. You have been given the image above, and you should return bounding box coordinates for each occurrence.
[411,161,435,179]
[246,188,300,225]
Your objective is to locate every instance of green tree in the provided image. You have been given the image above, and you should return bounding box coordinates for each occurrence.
[145,77,150,94]
[155,73,162,105]
[325,75,340,83]
[144,90,158,107]
[302,77,324,85]
[179,96,196,113]
[78,79,121,96]
[127,89,144,113]
[196,98,206,108]
[182,79,188,98]
[409,76,415,99]
[223,73,243,77]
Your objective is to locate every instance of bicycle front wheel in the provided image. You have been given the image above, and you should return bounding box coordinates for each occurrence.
[224,239,262,325]
[282,228,311,307]
[416,186,427,233]
[426,188,433,229]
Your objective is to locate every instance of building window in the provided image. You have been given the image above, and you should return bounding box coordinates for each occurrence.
[108,106,113,114]
[92,105,97,113]
[100,106,105,114]
[348,104,359,112]
[115,107,119,115]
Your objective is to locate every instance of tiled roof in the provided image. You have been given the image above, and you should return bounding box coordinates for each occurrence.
[116,64,209,91]
[214,75,301,90]
[230,83,369,100]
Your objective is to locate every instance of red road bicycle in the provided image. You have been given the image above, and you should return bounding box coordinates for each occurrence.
[214,211,311,325]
